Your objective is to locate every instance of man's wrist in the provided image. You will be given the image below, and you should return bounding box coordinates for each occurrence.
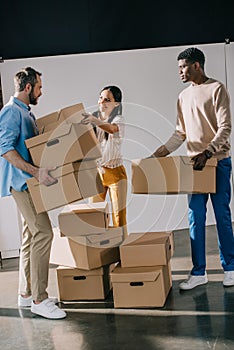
[204,149,213,159]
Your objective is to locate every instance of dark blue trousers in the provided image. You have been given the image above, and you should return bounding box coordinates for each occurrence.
[188,157,234,275]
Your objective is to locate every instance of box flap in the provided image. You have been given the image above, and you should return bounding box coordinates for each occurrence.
[121,232,170,247]
[70,228,123,246]
[132,156,217,168]
[57,265,104,276]
[36,111,60,132]
[35,103,85,132]
[62,202,109,214]
[25,130,53,148]
[25,122,95,149]
[86,227,123,243]
[25,123,73,149]
[131,158,151,166]
[59,103,85,123]
[111,265,161,283]
[45,123,73,139]
[39,121,63,134]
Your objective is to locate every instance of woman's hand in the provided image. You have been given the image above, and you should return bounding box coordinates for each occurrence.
[81,113,95,125]
[81,112,118,134]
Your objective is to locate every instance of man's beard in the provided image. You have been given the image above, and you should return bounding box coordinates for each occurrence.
[29,89,38,105]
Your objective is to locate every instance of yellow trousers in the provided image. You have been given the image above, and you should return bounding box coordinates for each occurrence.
[90,165,128,238]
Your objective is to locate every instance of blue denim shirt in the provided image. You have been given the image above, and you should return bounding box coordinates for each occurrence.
[0,96,38,197]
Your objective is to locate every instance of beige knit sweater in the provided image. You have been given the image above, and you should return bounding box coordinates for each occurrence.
[164,78,232,160]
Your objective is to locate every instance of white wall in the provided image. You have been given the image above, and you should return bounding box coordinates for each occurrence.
[0,42,233,236]
[0,196,22,258]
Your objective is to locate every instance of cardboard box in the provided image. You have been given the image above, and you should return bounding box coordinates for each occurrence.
[27,160,104,213]
[111,263,172,308]
[25,121,101,168]
[67,227,123,246]
[36,103,85,133]
[132,156,217,194]
[58,202,110,236]
[36,111,60,134]
[151,231,175,257]
[50,230,121,270]
[56,265,111,301]
[120,232,174,268]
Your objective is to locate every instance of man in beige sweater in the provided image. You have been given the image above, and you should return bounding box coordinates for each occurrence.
[153,47,234,290]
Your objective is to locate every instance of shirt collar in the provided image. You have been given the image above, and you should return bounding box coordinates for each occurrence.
[11,96,30,111]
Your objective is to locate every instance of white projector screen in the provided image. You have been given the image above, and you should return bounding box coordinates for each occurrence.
[0,42,233,232]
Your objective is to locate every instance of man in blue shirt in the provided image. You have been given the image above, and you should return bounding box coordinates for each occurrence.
[0,67,66,319]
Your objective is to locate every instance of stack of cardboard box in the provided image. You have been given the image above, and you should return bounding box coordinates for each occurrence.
[116,154,217,309]
[24,103,123,302]
[110,231,174,308]
[50,202,123,301]
[25,103,104,213]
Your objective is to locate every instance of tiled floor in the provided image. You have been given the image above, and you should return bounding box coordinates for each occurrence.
[1,225,234,350]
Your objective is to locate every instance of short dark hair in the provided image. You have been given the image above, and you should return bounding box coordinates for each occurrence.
[177,47,205,69]
[14,67,42,92]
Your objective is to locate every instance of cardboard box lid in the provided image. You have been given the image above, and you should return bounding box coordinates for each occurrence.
[61,202,108,215]
[85,227,123,243]
[36,111,60,132]
[56,265,105,276]
[36,103,84,129]
[69,227,123,245]
[179,156,217,167]
[121,232,170,247]
[111,265,162,283]
[59,103,85,123]
[132,155,217,168]
[25,123,81,149]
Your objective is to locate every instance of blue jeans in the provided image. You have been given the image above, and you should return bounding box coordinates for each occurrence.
[188,157,234,275]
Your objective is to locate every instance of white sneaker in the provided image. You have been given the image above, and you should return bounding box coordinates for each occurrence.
[18,295,58,308]
[31,298,66,319]
[179,273,208,290]
[223,271,234,287]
